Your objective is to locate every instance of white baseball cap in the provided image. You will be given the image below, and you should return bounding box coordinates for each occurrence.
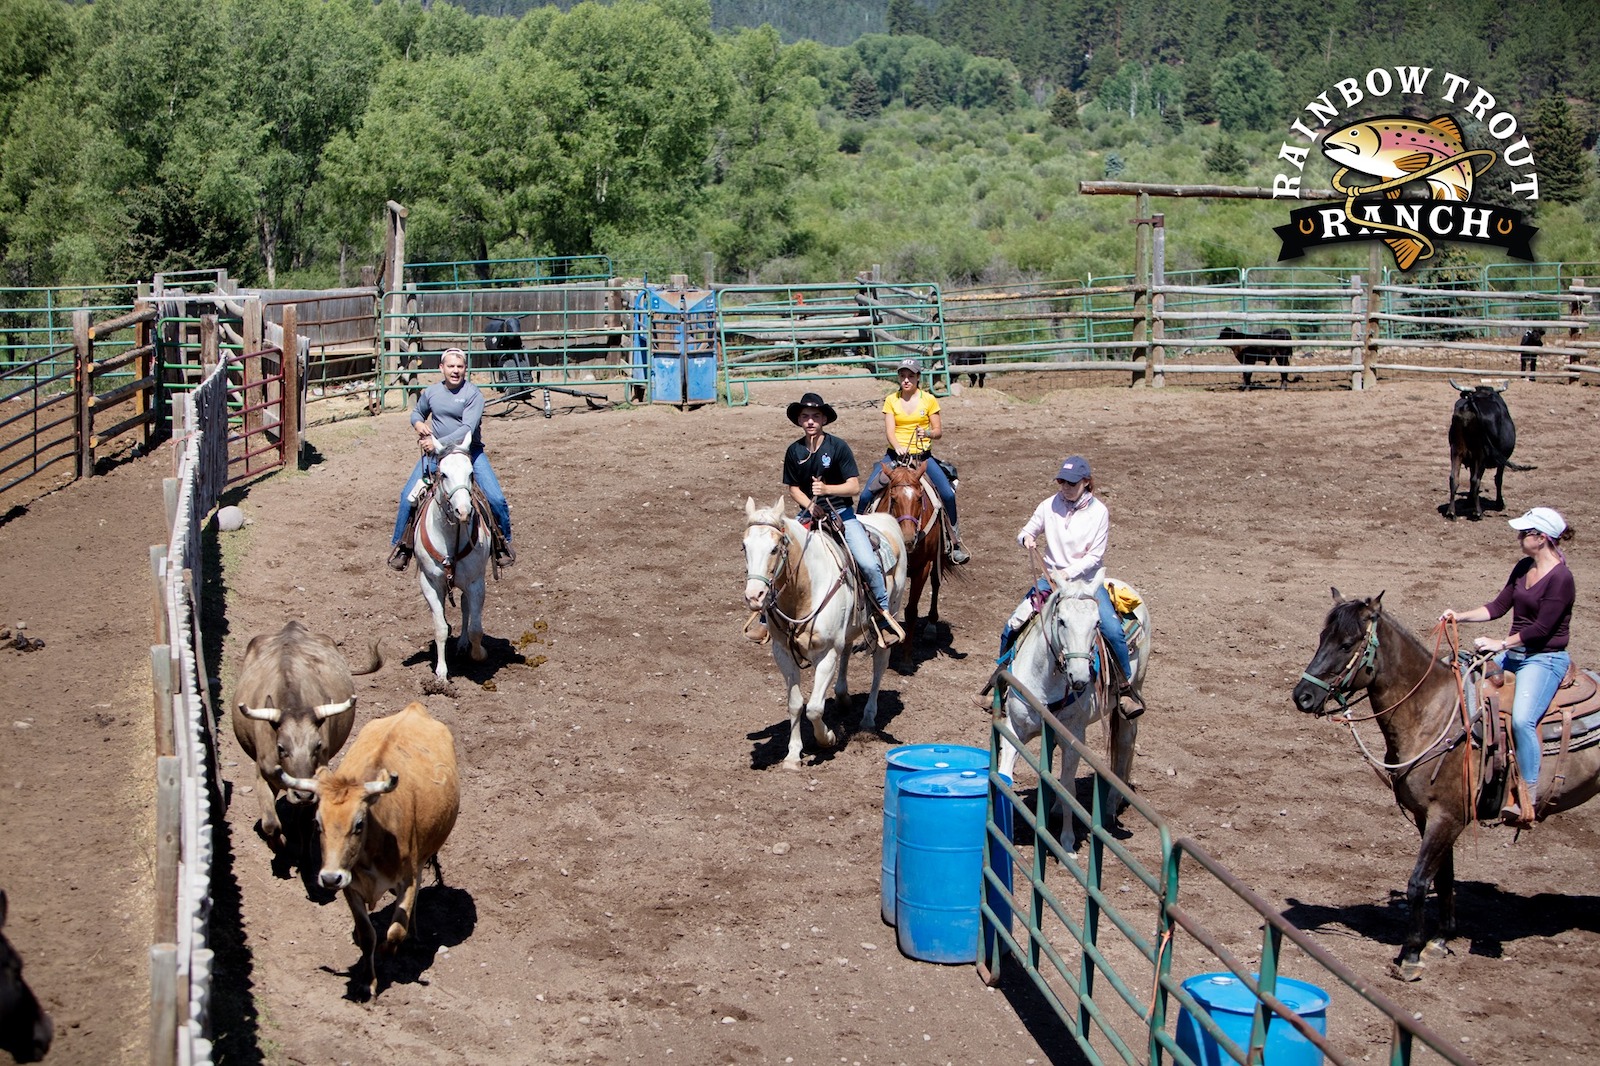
[1508,506,1566,539]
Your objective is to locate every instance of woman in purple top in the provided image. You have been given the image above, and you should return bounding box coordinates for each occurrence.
[1442,506,1576,824]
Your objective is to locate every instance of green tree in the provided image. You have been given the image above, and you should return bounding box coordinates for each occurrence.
[230,0,383,282]
[1529,94,1591,205]
[1204,138,1246,177]
[703,28,826,277]
[1183,57,1217,124]
[1211,50,1283,133]
[960,55,1018,111]
[1049,87,1079,129]
[847,68,881,119]
[886,0,928,37]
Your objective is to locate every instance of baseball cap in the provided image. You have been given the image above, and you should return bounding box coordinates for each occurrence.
[1508,506,1566,539]
[895,358,921,374]
[1055,455,1091,483]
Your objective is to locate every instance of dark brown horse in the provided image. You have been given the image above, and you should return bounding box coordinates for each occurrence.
[1292,590,1600,980]
[882,460,946,660]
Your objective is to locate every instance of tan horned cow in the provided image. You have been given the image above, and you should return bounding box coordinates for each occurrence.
[282,701,460,995]
[231,621,382,843]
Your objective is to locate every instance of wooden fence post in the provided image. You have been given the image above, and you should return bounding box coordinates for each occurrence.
[74,309,93,478]
[199,314,219,377]
[243,297,264,458]
[382,200,410,408]
[1148,213,1166,388]
[151,643,175,759]
[151,544,169,647]
[154,755,180,943]
[1359,274,1378,388]
[149,943,178,1066]
[1569,277,1590,384]
[133,300,159,447]
[1129,191,1151,375]
[281,304,302,468]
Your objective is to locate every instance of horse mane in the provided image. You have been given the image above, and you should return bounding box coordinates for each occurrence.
[1326,596,1446,667]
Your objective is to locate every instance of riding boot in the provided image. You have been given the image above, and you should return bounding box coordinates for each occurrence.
[744,611,771,646]
[1117,681,1146,719]
[496,538,517,568]
[387,543,413,571]
[875,608,905,649]
[948,522,971,565]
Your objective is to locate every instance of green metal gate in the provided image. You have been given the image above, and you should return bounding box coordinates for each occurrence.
[981,671,1474,1066]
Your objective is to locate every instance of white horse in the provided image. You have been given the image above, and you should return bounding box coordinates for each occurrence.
[416,452,490,679]
[742,497,908,769]
[997,577,1150,821]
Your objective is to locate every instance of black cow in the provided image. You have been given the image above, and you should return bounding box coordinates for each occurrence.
[0,891,52,1064]
[1446,380,1517,521]
[1219,326,1293,389]
[1519,327,1544,375]
[951,349,986,388]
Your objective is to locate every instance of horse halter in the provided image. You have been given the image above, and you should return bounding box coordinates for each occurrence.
[1298,613,1381,714]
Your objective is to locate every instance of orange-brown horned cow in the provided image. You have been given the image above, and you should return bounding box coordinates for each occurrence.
[282,701,460,995]
[231,621,382,843]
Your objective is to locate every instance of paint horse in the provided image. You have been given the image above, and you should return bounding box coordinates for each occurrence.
[742,497,907,768]
[415,451,490,679]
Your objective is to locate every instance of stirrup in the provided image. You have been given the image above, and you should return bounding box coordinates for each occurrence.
[387,544,412,571]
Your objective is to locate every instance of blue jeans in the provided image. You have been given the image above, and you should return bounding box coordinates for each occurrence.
[859,455,958,525]
[1501,648,1569,796]
[838,512,891,613]
[392,451,512,545]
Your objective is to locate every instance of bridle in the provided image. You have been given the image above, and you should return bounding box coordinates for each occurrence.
[1297,612,1380,715]
[743,516,849,669]
[418,461,481,585]
[885,468,936,548]
[743,518,790,612]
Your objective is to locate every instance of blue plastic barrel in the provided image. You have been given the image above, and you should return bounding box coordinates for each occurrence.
[1175,973,1329,1066]
[880,744,989,925]
[894,769,1013,963]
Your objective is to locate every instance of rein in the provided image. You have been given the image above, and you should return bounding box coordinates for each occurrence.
[1307,612,1483,783]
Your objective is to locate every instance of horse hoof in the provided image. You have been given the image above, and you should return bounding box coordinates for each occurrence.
[470,645,487,662]
[1390,958,1426,982]
[781,759,802,771]
[1423,938,1453,961]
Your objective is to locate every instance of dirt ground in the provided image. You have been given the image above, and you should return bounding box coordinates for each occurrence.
[3,363,1599,1066]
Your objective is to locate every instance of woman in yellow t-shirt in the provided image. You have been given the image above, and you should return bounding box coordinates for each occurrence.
[858,358,969,564]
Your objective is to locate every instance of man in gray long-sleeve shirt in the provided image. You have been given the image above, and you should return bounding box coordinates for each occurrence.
[388,348,514,570]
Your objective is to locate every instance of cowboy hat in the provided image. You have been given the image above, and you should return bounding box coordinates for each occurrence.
[786,392,838,426]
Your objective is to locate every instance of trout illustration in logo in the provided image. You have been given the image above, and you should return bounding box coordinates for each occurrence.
[1321,114,1485,269]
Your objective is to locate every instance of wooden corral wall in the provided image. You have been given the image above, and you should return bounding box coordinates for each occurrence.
[147,361,232,1066]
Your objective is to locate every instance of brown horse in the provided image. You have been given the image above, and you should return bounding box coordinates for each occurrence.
[882,460,946,661]
[1292,590,1600,980]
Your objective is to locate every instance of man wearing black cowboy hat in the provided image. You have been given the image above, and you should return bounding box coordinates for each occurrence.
[780,392,905,647]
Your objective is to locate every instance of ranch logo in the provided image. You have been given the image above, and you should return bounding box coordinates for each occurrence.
[1272,68,1538,269]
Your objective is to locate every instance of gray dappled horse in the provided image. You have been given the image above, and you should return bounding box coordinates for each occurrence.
[996,577,1150,835]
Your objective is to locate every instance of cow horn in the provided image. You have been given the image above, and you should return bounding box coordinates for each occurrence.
[238,703,282,724]
[312,698,354,720]
[278,769,319,793]
[1446,378,1467,392]
[364,770,399,796]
